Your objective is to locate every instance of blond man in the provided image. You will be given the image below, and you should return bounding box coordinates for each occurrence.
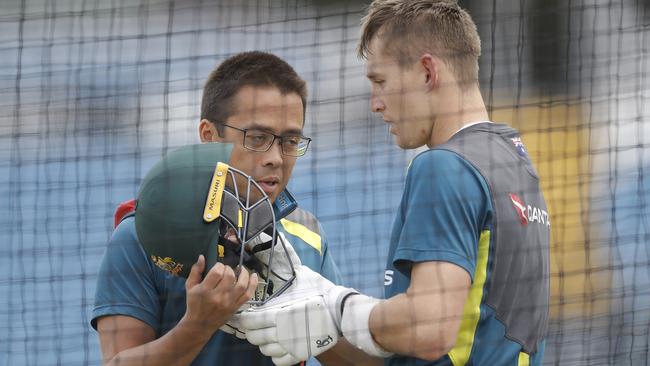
[241,2,550,365]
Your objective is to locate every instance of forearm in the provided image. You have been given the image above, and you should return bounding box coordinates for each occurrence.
[104,317,212,366]
[368,290,461,360]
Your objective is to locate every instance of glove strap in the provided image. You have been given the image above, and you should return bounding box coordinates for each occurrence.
[340,294,394,358]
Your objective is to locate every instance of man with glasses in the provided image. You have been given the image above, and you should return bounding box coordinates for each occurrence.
[91,51,343,366]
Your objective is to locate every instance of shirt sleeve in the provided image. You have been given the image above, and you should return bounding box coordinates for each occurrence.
[317,225,343,285]
[393,149,490,281]
[91,217,162,332]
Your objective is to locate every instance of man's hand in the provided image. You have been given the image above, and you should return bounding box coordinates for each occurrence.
[181,255,258,340]
[240,264,393,365]
[220,231,303,338]
[243,295,339,365]
[240,265,346,365]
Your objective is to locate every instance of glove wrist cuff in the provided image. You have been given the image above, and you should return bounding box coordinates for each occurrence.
[325,286,358,334]
[341,294,394,358]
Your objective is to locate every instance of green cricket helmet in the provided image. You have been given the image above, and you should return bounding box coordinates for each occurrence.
[134,143,295,304]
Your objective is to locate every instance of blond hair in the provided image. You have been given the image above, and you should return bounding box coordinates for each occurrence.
[358,0,481,85]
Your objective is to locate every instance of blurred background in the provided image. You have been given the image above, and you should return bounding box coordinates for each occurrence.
[1,0,648,365]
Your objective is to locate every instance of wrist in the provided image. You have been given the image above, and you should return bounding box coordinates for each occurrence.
[178,314,217,345]
[340,294,393,358]
[325,285,358,334]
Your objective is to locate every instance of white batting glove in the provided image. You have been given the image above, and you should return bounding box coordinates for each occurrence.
[240,264,393,365]
[243,294,339,365]
[219,311,247,339]
[240,264,347,365]
[254,231,302,283]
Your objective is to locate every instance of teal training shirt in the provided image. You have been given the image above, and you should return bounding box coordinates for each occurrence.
[384,148,545,366]
[92,209,341,365]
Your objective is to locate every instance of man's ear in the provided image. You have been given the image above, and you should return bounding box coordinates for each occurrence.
[199,119,221,142]
[420,54,438,91]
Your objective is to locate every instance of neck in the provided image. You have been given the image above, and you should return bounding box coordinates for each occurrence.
[427,84,489,148]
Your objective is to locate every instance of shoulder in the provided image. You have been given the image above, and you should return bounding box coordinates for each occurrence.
[407,149,487,190]
[282,207,321,233]
[104,216,153,267]
[409,149,475,176]
[110,216,140,250]
[93,217,168,331]
[279,207,323,255]
[402,149,492,218]
[98,216,168,293]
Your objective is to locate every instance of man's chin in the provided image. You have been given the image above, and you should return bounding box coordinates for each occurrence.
[266,189,281,204]
[268,194,286,207]
[396,139,425,150]
[257,184,280,202]
[394,136,411,149]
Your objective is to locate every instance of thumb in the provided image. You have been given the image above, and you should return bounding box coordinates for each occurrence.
[186,255,205,290]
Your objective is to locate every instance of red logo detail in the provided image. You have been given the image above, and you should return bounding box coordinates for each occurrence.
[114,199,136,228]
[509,193,528,226]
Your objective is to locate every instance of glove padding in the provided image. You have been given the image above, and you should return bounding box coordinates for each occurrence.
[243,295,340,366]
[219,312,246,339]
[240,264,353,365]
[219,232,301,339]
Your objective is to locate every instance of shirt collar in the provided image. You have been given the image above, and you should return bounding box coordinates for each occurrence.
[452,120,493,136]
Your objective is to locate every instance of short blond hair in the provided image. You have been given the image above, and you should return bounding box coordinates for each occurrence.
[358,0,481,85]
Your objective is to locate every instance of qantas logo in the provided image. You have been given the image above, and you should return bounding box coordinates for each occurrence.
[509,193,528,225]
[509,193,550,227]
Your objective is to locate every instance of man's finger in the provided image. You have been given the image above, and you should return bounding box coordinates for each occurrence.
[272,353,302,366]
[259,342,287,358]
[236,272,258,305]
[245,325,279,345]
[221,322,238,333]
[234,328,246,340]
[240,307,279,330]
[186,255,205,290]
[212,265,236,292]
[202,262,225,289]
[233,266,250,294]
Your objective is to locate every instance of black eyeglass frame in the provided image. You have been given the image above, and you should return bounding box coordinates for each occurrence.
[217,123,312,157]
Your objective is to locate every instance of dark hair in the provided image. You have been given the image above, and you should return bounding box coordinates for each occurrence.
[200,51,307,136]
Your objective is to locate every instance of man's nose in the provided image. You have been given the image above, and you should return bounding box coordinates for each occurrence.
[262,139,284,167]
[371,94,385,113]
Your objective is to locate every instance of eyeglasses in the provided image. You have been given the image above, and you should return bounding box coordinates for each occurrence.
[218,123,311,157]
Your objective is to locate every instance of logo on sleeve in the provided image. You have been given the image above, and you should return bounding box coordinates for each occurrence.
[510,136,528,157]
[384,270,394,286]
[315,335,334,348]
[509,193,550,227]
